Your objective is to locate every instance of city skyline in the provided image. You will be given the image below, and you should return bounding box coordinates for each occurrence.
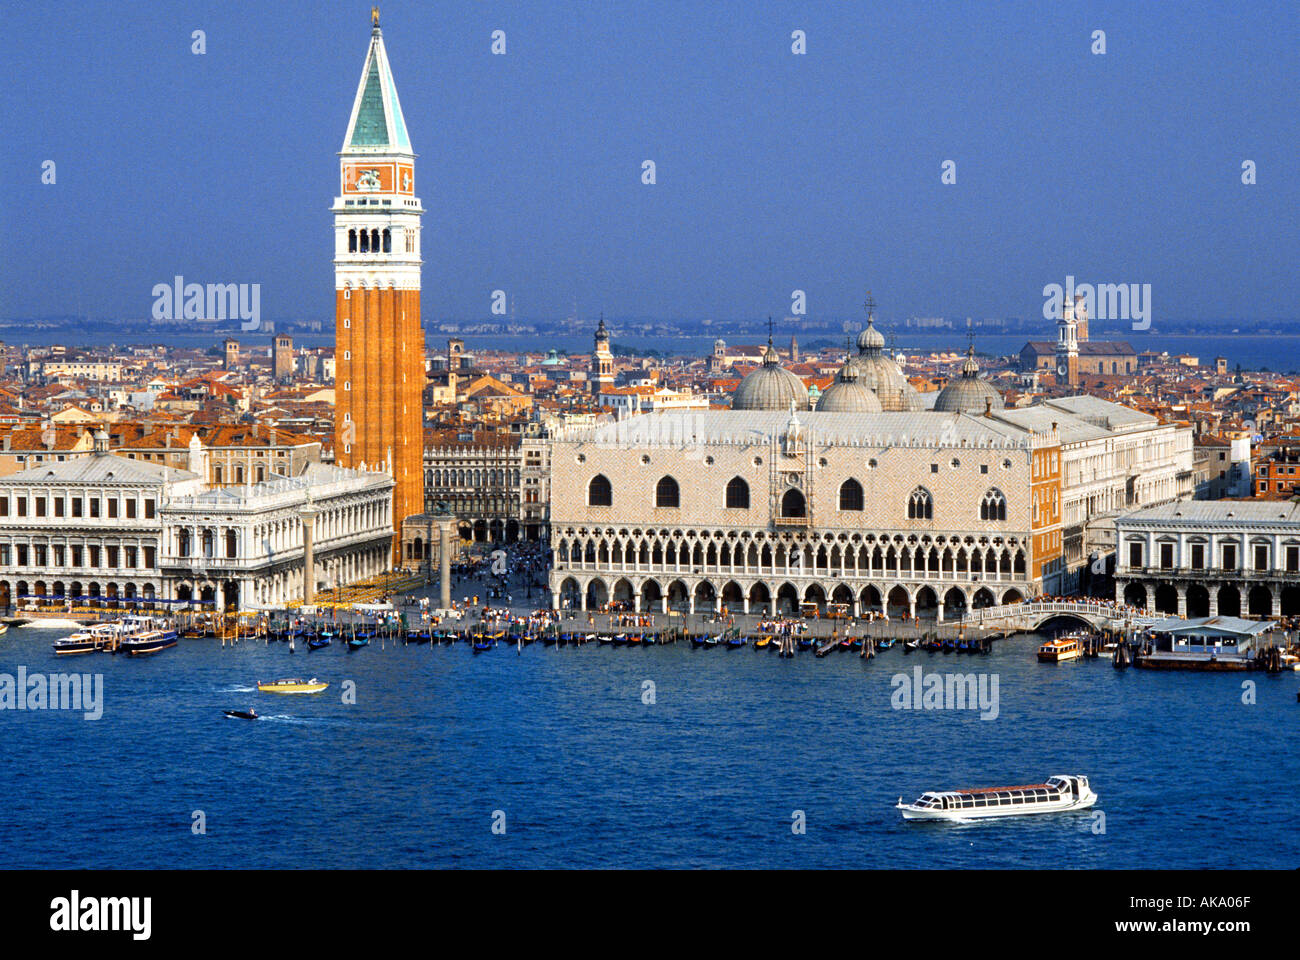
[5,2,1298,325]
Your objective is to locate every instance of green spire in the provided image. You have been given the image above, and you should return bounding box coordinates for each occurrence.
[342,22,413,153]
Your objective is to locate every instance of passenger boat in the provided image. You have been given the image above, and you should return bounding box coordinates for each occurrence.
[222,709,259,721]
[257,678,329,694]
[118,616,178,656]
[897,775,1098,821]
[1038,635,1084,662]
[53,622,121,655]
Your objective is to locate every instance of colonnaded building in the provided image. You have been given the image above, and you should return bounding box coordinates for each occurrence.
[548,327,1193,618]
[0,431,393,611]
[1114,501,1300,619]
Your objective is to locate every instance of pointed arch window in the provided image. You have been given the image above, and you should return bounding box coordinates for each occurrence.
[781,488,806,518]
[839,478,864,511]
[655,476,680,508]
[725,476,749,509]
[980,488,1008,521]
[587,474,612,507]
[907,487,933,520]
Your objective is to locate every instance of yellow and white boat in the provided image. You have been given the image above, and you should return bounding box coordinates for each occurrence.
[1037,635,1084,662]
[257,678,330,695]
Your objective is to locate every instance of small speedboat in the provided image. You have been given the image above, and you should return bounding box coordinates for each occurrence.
[223,709,258,721]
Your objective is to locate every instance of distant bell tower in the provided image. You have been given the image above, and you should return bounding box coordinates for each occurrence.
[1072,294,1089,342]
[223,338,239,371]
[333,8,425,558]
[1056,295,1079,388]
[273,334,294,380]
[592,314,614,394]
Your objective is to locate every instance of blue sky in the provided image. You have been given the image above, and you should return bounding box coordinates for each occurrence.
[3,0,1296,326]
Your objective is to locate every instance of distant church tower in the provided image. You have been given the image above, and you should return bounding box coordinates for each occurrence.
[591,315,614,395]
[273,334,294,380]
[223,338,239,371]
[333,9,425,557]
[1056,295,1080,388]
[789,334,799,363]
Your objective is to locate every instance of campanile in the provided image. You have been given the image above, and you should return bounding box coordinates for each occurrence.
[333,10,424,557]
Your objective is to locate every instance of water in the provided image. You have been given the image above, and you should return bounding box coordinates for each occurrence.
[2,626,1296,869]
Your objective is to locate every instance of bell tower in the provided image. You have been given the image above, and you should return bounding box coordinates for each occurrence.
[1055,295,1079,389]
[333,8,425,557]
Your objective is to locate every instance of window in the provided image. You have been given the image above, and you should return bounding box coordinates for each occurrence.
[71,497,82,517]
[17,497,27,517]
[1159,543,1174,569]
[35,497,46,518]
[587,474,612,507]
[655,476,680,508]
[979,489,1007,521]
[107,498,118,519]
[1191,544,1205,570]
[89,498,99,518]
[907,487,933,520]
[839,478,864,511]
[1287,545,1299,573]
[1222,544,1236,570]
[781,488,806,518]
[725,476,749,509]
[54,497,64,517]
[1254,544,1268,570]
[144,499,156,519]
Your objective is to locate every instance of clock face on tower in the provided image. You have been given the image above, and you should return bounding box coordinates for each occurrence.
[1057,362,1069,376]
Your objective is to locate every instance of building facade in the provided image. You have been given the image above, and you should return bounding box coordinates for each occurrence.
[1114,501,1300,619]
[332,12,425,556]
[549,409,1065,617]
[0,431,392,611]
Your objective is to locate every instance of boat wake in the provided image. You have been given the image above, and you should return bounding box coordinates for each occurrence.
[216,685,258,693]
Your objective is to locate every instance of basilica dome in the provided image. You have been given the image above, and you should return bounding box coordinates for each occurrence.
[815,358,883,413]
[732,339,811,412]
[933,346,1004,414]
[849,316,924,412]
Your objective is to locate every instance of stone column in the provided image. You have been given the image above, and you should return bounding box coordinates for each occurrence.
[300,505,318,604]
[438,518,452,611]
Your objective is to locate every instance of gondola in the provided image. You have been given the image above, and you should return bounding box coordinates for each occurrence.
[472,639,493,653]
[307,636,331,650]
[754,636,771,650]
[725,636,745,648]
[222,709,258,721]
[347,636,370,650]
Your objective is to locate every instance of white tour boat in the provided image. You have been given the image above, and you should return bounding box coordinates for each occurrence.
[897,774,1097,821]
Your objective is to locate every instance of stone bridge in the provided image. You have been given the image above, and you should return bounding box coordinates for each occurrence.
[957,600,1164,634]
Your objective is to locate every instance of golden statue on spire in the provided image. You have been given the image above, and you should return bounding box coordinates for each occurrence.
[372,6,380,26]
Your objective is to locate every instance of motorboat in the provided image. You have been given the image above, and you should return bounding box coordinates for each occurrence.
[257,679,329,695]
[1038,635,1084,662]
[223,709,259,721]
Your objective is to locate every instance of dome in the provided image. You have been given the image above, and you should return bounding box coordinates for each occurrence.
[732,339,811,411]
[856,316,886,352]
[849,314,924,411]
[933,346,1005,414]
[815,360,883,413]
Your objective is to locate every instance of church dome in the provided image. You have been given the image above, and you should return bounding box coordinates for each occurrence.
[933,346,1005,414]
[732,339,811,411]
[848,314,923,411]
[815,360,883,413]
[856,316,886,352]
